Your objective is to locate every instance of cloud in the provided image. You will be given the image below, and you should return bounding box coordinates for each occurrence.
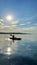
[18,15,36,26]
[0,17,37,33]
[11,21,18,25]
[18,15,36,22]
[0,23,37,32]
[0,19,19,32]
[0,19,3,22]
[24,16,35,21]
[18,15,37,26]
[0,18,20,26]
[0,22,4,26]
[11,20,19,27]
[20,23,26,25]
[0,19,4,26]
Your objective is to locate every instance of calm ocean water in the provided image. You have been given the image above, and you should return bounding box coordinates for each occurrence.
[0,34,37,65]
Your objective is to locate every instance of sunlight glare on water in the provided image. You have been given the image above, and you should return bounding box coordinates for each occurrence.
[4,47,12,55]
[0,34,18,56]
[0,34,37,58]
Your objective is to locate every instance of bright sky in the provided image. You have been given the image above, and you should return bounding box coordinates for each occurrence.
[0,0,37,32]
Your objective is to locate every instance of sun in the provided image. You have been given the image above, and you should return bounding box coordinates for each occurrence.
[6,15,13,21]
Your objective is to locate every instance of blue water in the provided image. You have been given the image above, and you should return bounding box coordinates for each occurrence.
[0,34,37,65]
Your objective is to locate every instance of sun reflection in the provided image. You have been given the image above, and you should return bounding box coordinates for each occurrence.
[7,47,11,51]
[4,47,12,55]
[2,41,18,56]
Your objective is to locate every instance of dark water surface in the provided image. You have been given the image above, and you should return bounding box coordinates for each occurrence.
[0,34,37,65]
